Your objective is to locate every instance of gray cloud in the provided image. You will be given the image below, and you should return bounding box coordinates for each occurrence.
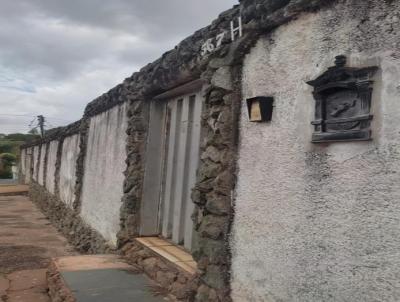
[0,0,237,133]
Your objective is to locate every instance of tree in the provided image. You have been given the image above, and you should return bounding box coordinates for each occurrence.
[5,133,38,142]
[28,128,39,135]
[1,153,16,166]
[0,141,14,154]
[0,153,16,179]
[0,132,39,178]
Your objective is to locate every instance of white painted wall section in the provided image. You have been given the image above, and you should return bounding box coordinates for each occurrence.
[80,103,128,246]
[24,147,32,184]
[38,144,46,185]
[231,3,400,302]
[20,149,26,176]
[45,141,59,194]
[32,146,39,181]
[59,134,80,208]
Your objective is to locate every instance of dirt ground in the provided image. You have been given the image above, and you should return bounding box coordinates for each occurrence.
[0,185,29,196]
[0,194,76,301]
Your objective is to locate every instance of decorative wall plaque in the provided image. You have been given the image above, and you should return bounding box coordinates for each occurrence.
[307,55,378,143]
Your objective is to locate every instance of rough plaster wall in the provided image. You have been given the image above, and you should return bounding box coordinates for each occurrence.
[59,134,80,208]
[32,146,39,181]
[232,2,400,302]
[81,103,128,245]
[38,144,46,185]
[45,141,59,194]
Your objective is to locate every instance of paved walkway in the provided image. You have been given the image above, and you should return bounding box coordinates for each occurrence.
[51,255,169,302]
[0,194,75,302]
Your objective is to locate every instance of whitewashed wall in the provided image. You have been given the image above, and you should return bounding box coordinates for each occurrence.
[32,146,39,181]
[232,3,400,302]
[20,149,26,177]
[45,140,59,194]
[59,134,80,208]
[24,147,32,184]
[80,103,128,245]
[38,144,46,185]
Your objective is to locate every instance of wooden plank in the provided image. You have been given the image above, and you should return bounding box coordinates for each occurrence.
[140,101,167,236]
[183,93,203,250]
[135,237,172,248]
[161,100,181,238]
[171,97,191,244]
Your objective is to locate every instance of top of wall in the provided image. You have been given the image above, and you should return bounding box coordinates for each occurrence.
[21,120,81,148]
[84,0,334,116]
[23,0,343,148]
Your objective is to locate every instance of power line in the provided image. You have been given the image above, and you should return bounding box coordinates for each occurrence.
[37,115,45,137]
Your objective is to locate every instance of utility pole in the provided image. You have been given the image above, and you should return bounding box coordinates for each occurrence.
[37,115,45,138]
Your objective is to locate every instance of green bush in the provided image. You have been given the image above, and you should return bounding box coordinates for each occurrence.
[0,153,16,166]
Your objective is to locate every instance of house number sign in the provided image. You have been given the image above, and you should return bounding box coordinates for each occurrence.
[200,16,243,56]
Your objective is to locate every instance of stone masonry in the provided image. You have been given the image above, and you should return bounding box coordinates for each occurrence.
[20,1,355,301]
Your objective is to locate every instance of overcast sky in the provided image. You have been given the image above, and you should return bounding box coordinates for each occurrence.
[0,0,237,134]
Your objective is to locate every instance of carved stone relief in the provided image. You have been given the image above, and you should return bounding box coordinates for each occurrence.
[307,55,378,143]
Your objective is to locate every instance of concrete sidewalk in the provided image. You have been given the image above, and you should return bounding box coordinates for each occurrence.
[49,255,171,302]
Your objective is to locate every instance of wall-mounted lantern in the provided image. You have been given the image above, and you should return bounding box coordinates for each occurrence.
[246,97,274,122]
[307,55,378,143]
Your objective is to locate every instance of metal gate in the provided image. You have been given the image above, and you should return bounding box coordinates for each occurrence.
[140,87,202,251]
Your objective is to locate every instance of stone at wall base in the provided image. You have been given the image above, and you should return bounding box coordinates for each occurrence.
[122,241,199,301]
[29,182,112,254]
[47,261,75,302]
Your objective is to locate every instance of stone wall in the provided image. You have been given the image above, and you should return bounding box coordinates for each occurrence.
[122,241,198,301]
[232,1,400,301]
[118,99,150,243]
[23,120,112,253]
[20,1,395,301]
